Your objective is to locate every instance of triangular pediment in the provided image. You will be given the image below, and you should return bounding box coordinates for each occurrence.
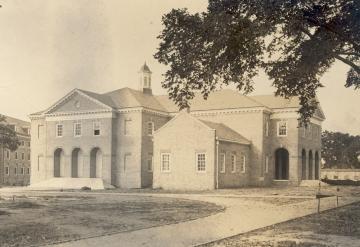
[45,89,112,115]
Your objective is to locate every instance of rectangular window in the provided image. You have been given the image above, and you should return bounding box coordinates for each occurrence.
[147,122,154,136]
[5,167,9,175]
[27,167,30,174]
[93,122,101,136]
[196,153,206,172]
[219,153,226,173]
[161,153,171,172]
[27,153,30,161]
[264,155,269,174]
[27,141,30,147]
[240,155,246,173]
[147,155,153,172]
[20,167,24,175]
[15,152,18,160]
[56,124,63,137]
[231,154,236,173]
[14,167,17,175]
[6,150,9,159]
[265,120,269,137]
[74,122,82,137]
[277,121,287,136]
[124,119,131,135]
[21,141,25,146]
[124,153,131,172]
[21,153,25,160]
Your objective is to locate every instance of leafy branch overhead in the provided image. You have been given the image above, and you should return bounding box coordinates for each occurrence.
[155,0,359,123]
[0,115,20,151]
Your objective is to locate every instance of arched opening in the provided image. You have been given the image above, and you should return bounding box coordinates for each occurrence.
[54,148,65,177]
[308,150,313,180]
[90,148,102,178]
[301,149,307,180]
[275,148,289,180]
[71,148,83,178]
[315,151,320,180]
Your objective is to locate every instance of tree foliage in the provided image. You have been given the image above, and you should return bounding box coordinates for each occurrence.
[0,115,19,151]
[322,130,360,168]
[155,0,359,123]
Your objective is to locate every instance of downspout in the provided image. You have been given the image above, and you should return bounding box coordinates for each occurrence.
[215,137,219,189]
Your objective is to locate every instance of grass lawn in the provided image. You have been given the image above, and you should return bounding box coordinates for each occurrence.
[0,194,223,247]
[201,201,360,247]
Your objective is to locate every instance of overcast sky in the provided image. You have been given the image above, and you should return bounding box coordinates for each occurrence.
[0,0,358,135]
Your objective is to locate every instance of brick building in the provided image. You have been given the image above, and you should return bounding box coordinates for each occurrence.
[29,63,325,190]
[0,116,31,186]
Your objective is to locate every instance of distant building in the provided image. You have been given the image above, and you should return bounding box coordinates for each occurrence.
[0,115,31,186]
[29,63,325,190]
[321,169,360,181]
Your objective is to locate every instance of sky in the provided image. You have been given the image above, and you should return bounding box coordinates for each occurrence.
[0,0,358,135]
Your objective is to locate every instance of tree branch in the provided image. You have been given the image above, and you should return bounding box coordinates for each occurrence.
[335,55,360,73]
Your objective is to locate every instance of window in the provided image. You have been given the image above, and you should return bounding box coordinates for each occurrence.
[147,122,154,136]
[265,155,269,173]
[147,155,153,172]
[74,122,82,137]
[14,167,17,175]
[93,122,101,136]
[231,154,236,173]
[161,153,171,172]
[27,141,30,147]
[21,153,25,160]
[38,124,44,138]
[265,120,269,137]
[219,153,226,173]
[27,167,30,174]
[56,124,63,137]
[196,153,206,172]
[27,153,30,161]
[20,167,24,175]
[21,141,25,146]
[6,150,9,159]
[15,152,18,160]
[5,167,9,175]
[277,121,287,136]
[124,119,131,135]
[240,155,246,173]
[124,153,131,172]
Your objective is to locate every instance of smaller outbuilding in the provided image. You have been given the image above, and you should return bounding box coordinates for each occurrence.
[153,112,251,190]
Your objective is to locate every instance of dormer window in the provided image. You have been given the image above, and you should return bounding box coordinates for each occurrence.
[277,121,287,137]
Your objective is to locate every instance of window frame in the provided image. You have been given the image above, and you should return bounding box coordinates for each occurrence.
[74,122,82,137]
[265,155,269,174]
[277,121,288,137]
[196,153,206,173]
[5,167,9,176]
[147,155,153,172]
[93,121,101,136]
[160,153,171,173]
[240,155,246,173]
[231,154,237,173]
[147,121,154,136]
[219,153,226,173]
[56,124,63,138]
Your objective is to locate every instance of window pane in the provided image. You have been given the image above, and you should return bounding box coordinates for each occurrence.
[197,153,206,171]
[161,154,170,171]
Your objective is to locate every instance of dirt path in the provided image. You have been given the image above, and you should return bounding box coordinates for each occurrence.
[42,193,360,247]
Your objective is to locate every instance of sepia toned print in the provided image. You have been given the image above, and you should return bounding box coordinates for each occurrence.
[0,1,359,247]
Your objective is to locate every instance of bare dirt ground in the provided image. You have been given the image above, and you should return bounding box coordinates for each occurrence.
[0,194,223,247]
[201,201,360,247]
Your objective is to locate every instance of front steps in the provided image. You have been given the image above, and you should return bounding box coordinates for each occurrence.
[28,177,114,190]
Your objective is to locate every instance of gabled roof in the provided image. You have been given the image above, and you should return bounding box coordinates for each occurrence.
[250,94,325,119]
[249,95,300,109]
[200,119,251,145]
[156,89,264,113]
[104,88,167,111]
